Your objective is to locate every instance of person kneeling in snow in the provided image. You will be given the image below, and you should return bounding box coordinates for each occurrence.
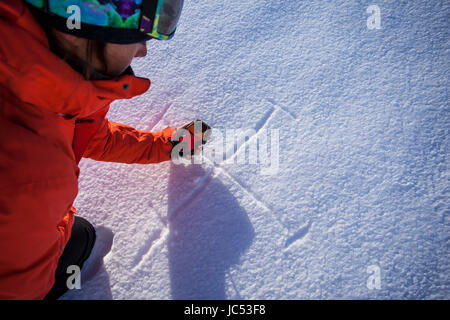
[0,0,208,299]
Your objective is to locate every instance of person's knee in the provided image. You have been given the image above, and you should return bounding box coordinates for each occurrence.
[71,216,96,264]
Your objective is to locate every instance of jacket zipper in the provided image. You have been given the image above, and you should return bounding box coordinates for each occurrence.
[75,118,95,124]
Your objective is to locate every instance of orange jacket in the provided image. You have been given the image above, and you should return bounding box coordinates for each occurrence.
[0,0,175,299]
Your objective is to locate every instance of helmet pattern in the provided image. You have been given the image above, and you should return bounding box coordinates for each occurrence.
[26,0,143,29]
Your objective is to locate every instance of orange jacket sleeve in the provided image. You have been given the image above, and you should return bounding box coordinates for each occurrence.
[83,117,176,164]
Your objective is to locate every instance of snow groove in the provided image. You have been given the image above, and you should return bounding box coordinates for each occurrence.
[149,102,172,131]
[209,160,286,231]
[266,98,299,121]
[167,167,215,223]
[131,227,170,272]
[284,221,312,250]
[221,105,276,165]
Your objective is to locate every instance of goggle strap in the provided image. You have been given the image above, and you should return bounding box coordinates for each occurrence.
[139,0,158,33]
[42,0,54,16]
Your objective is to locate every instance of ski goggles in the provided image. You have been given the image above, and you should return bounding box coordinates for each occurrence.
[25,0,184,41]
[141,0,184,40]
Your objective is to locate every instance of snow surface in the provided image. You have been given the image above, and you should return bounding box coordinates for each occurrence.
[61,0,449,299]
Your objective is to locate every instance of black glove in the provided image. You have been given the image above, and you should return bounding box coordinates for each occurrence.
[169,119,212,159]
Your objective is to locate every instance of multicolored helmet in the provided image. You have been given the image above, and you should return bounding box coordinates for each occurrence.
[24,0,184,43]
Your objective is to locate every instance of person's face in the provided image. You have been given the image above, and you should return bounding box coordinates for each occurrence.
[103,41,148,76]
[52,29,148,77]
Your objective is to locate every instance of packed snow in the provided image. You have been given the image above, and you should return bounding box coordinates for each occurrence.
[61,0,449,299]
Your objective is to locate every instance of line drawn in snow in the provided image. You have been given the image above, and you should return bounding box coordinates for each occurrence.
[213,127,280,176]
[266,98,299,121]
[166,168,215,223]
[202,155,286,231]
[284,220,312,249]
[130,168,216,272]
[221,106,277,168]
[149,101,173,131]
[130,166,216,272]
[131,227,170,272]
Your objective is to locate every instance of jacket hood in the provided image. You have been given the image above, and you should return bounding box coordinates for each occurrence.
[0,0,151,119]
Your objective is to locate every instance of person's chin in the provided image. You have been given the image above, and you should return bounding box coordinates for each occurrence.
[118,65,134,77]
[102,69,124,78]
